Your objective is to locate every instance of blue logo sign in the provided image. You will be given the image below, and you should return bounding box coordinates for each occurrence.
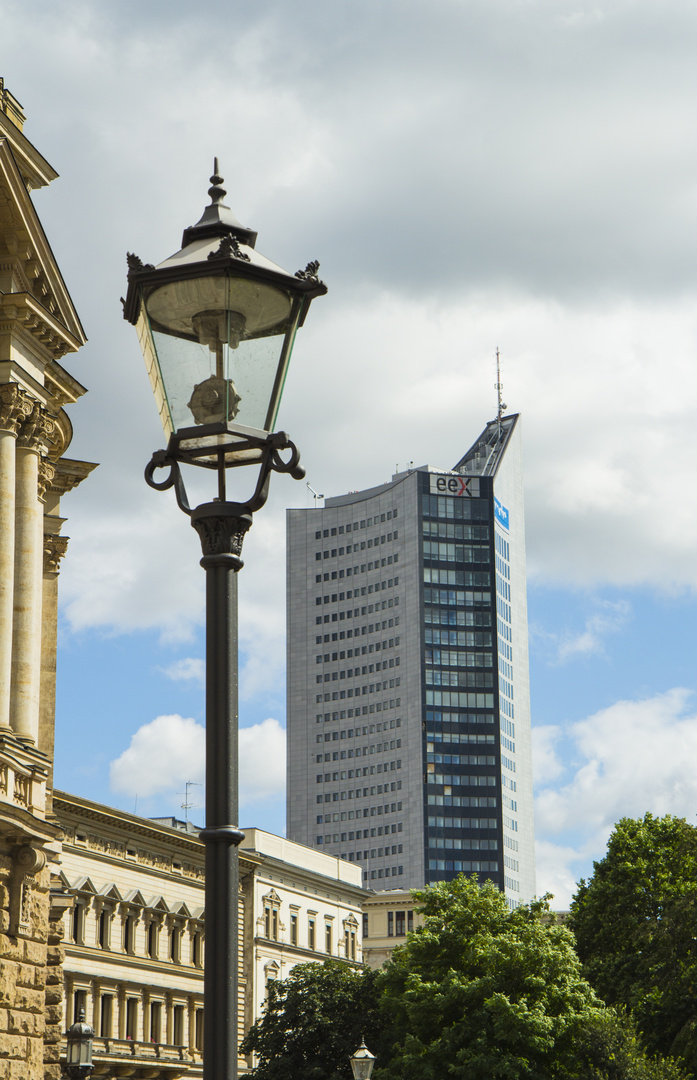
[494,497,509,531]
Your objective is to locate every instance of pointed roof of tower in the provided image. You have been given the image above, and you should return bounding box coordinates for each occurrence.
[453,413,519,478]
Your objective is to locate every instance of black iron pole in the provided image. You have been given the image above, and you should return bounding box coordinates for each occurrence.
[192,501,252,1080]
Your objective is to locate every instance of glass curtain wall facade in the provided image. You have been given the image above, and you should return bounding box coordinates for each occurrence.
[286,414,535,906]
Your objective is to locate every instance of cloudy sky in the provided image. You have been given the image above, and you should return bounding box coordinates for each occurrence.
[5,0,697,908]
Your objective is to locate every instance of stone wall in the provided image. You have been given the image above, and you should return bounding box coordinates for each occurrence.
[0,854,51,1080]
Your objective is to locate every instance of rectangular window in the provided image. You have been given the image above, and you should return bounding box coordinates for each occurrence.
[123,914,135,954]
[98,909,111,950]
[387,911,394,937]
[147,920,159,959]
[173,1004,185,1047]
[264,905,279,941]
[73,989,87,1025]
[100,994,113,1038]
[71,903,85,945]
[126,997,138,1040]
[195,1008,204,1052]
[192,931,203,967]
[150,1001,162,1043]
[290,913,298,945]
[325,922,333,953]
[395,910,406,936]
[308,917,316,950]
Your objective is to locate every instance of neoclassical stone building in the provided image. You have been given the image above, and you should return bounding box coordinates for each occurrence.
[54,792,365,1078]
[0,80,94,1079]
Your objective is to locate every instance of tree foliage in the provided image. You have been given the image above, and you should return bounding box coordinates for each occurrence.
[242,875,685,1080]
[239,959,382,1080]
[377,876,647,1080]
[570,813,697,1070]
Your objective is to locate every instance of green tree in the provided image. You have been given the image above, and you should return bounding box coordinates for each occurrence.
[241,876,685,1080]
[567,1011,686,1080]
[239,959,381,1080]
[377,875,612,1079]
[570,813,697,1070]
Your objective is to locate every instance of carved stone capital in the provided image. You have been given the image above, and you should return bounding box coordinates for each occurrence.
[43,533,69,576]
[0,385,32,435]
[37,457,56,501]
[16,403,55,453]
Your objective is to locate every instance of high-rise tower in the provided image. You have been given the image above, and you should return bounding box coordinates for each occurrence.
[286,414,535,906]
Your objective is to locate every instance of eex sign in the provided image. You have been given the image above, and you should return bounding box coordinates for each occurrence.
[429,474,480,497]
[494,497,509,530]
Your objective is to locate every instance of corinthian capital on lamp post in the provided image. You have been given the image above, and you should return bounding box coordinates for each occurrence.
[123,162,326,1080]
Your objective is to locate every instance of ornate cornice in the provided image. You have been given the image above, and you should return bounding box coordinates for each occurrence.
[0,384,32,435]
[43,533,68,576]
[0,291,82,361]
[49,457,98,496]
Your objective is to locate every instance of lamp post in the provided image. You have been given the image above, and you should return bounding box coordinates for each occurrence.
[350,1038,376,1079]
[123,162,326,1080]
[63,1008,93,1079]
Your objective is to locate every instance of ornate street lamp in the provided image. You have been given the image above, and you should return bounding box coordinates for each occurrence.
[350,1038,376,1080]
[63,1008,93,1079]
[123,163,326,1080]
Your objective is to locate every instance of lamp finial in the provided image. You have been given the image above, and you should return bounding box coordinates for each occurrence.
[208,159,227,207]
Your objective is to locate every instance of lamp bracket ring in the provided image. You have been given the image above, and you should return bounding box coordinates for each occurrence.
[144,452,192,516]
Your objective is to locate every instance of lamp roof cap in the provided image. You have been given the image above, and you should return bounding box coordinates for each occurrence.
[180,159,258,249]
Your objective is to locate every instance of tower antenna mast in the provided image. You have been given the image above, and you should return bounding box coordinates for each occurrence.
[495,347,507,427]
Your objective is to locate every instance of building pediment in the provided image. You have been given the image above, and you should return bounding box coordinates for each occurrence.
[98,883,124,902]
[70,876,97,895]
[0,129,86,358]
[145,895,171,913]
[123,889,147,907]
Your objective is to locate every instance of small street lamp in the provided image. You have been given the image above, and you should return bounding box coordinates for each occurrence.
[63,1008,93,1079]
[123,162,325,1080]
[350,1038,376,1079]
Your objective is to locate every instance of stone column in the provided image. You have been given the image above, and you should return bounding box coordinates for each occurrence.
[117,985,126,1040]
[0,386,31,730]
[187,995,196,1054]
[142,989,151,1044]
[40,525,67,801]
[10,404,54,743]
[165,992,173,1045]
[90,979,101,1033]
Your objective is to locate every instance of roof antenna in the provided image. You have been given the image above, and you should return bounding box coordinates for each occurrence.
[177,781,201,825]
[307,482,324,507]
[495,347,507,427]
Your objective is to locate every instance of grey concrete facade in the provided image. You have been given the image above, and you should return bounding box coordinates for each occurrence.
[287,414,535,905]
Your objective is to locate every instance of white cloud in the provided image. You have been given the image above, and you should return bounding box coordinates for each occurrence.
[109,714,205,797]
[239,718,286,808]
[534,689,697,906]
[108,713,286,809]
[532,725,565,785]
[160,658,205,685]
[534,600,632,664]
[534,839,588,908]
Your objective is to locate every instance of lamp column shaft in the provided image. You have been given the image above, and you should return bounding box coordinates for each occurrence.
[193,502,250,1080]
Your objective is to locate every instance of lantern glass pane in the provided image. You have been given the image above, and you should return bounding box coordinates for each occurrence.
[142,273,302,437]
